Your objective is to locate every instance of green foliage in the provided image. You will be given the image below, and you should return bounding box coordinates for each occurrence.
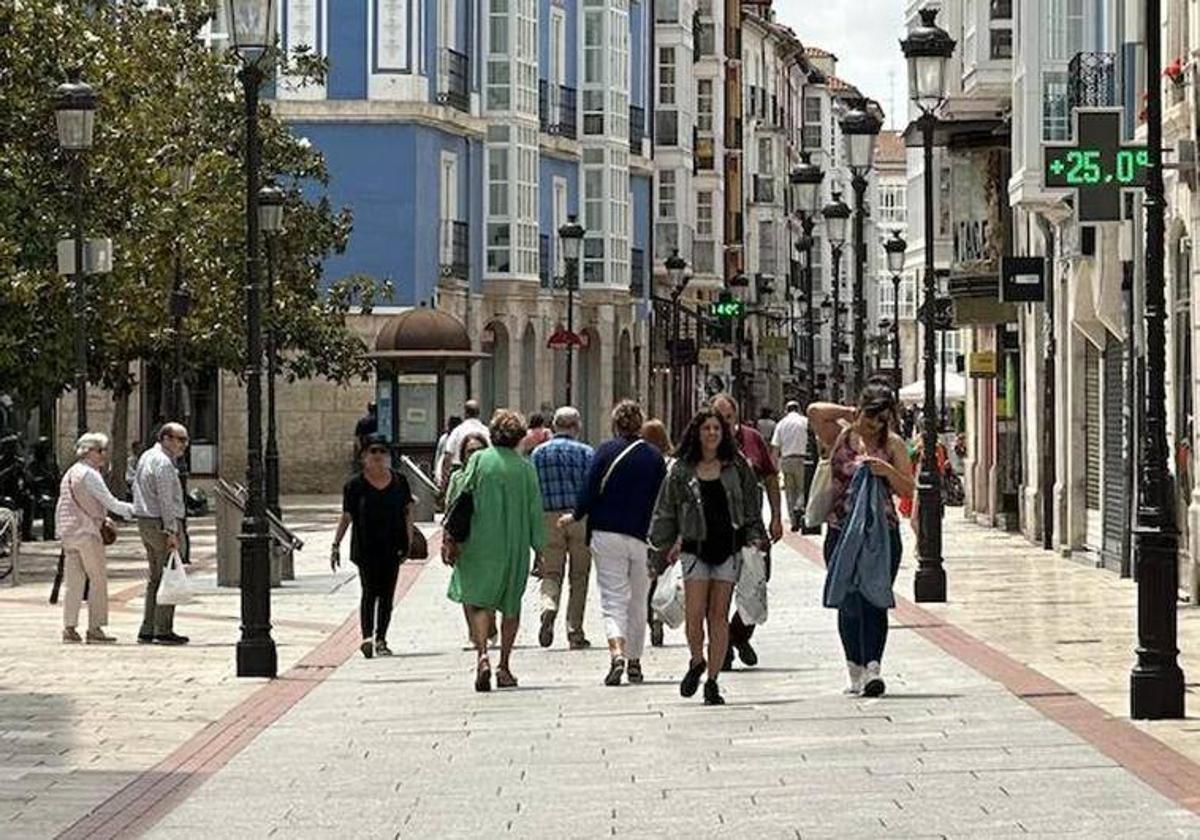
[0,0,383,406]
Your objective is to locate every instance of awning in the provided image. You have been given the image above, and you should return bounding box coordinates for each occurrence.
[899,369,967,405]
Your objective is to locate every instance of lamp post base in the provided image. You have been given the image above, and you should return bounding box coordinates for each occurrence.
[1130,526,1186,719]
[913,563,946,603]
[236,637,278,679]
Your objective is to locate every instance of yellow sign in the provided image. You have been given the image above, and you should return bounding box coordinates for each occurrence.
[967,350,997,378]
[762,335,790,354]
[697,347,724,366]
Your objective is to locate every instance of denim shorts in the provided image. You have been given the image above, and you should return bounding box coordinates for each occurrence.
[680,552,742,583]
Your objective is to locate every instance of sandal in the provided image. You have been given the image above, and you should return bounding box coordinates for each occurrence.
[475,657,492,693]
[495,668,518,689]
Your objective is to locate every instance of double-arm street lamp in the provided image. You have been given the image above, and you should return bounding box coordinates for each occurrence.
[822,192,850,403]
[901,6,954,604]
[883,230,907,376]
[1130,0,1186,719]
[226,0,277,678]
[54,72,99,438]
[258,184,285,519]
[840,100,882,397]
[557,215,585,405]
[665,249,689,437]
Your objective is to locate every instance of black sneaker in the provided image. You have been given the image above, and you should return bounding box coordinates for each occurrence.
[538,610,555,648]
[735,639,758,667]
[604,656,626,686]
[154,633,189,646]
[703,679,725,706]
[626,660,644,684]
[650,620,664,647]
[360,638,374,659]
[374,640,393,657]
[568,633,592,650]
[680,659,706,698]
[137,633,155,645]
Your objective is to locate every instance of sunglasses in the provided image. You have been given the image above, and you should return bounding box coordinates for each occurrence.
[367,446,389,455]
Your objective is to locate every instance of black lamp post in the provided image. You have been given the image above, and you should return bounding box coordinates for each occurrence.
[1130,0,1186,719]
[884,229,907,379]
[728,271,750,404]
[226,0,278,679]
[665,249,689,437]
[822,192,850,402]
[841,99,882,397]
[258,184,284,520]
[791,152,825,534]
[901,5,954,604]
[55,71,98,438]
[169,163,195,502]
[557,214,585,405]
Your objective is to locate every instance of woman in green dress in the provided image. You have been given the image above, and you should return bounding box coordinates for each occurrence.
[444,409,546,692]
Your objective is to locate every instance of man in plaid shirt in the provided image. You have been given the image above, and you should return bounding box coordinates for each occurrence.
[531,407,594,650]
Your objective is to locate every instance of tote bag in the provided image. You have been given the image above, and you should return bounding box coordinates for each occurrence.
[804,458,834,526]
[157,550,194,605]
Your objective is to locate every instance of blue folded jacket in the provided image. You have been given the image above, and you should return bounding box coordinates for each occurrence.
[823,463,896,610]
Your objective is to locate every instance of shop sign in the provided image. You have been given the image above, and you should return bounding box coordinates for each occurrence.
[697,347,724,366]
[967,350,997,378]
[1000,256,1046,303]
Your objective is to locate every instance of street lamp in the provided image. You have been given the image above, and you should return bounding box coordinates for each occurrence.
[665,249,689,437]
[791,153,825,533]
[55,71,98,438]
[169,162,195,504]
[883,229,907,377]
[822,192,850,402]
[901,4,954,604]
[840,98,882,396]
[1129,0,1186,719]
[258,184,285,520]
[226,0,278,679]
[557,214,585,405]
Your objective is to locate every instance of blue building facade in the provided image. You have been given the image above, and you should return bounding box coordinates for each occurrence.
[269,0,653,435]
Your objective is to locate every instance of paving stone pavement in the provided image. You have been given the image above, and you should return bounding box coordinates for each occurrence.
[141,530,1200,839]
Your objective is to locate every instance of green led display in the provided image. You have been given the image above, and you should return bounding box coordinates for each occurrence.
[1043,147,1149,188]
[710,299,744,318]
[1042,109,1149,222]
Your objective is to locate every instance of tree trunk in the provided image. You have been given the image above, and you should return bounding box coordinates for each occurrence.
[109,382,131,496]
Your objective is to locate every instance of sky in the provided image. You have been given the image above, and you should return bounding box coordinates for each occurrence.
[775,1,909,129]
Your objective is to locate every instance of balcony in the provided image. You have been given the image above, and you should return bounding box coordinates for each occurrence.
[539,81,578,139]
[440,219,469,281]
[752,174,776,204]
[630,248,645,297]
[1068,52,1117,110]
[437,48,470,113]
[539,234,550,288]
[629,104,645,154]
[656,110,679,147]
[693,16,715,59]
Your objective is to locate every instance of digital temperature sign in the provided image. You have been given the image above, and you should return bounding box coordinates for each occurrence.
[1042,109,1148,222]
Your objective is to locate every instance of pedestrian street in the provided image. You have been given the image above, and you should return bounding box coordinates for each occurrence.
[142,530,1200,840]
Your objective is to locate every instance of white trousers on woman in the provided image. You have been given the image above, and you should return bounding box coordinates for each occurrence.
[590,530,650,660]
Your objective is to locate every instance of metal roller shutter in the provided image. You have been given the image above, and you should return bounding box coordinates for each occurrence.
[1101,336,1127,569]
[1085,345,1101,513]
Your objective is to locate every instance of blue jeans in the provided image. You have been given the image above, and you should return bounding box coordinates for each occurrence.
[824,526,901,666]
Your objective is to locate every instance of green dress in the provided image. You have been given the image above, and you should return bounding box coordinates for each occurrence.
[446,446,546,614]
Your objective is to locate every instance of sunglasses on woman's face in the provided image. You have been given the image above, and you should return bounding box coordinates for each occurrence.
[367,446,389,455]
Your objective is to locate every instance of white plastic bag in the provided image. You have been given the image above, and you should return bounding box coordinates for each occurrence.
[735,547,768,625]
[651,560,686,629]
[804,457,833,527]
[157,550,194,606]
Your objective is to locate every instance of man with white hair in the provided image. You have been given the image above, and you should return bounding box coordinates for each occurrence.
[530,406,594,650]
[132,422,190,645]
[441,399,490,485]
[771,400,810,531]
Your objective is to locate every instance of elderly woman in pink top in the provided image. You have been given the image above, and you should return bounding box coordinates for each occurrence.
[55,432,134,644]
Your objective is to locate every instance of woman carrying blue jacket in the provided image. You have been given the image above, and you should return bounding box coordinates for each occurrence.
[808,382,914,697]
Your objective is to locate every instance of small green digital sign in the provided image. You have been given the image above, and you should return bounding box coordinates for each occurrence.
[1042,108,1149,222]
[1043,147,1149,188]
[710,299,744,318]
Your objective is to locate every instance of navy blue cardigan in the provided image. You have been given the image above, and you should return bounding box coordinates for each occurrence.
[572,436,666,540]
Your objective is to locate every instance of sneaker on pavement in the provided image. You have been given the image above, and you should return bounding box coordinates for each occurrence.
[568,633,592,650]
[360,638,374,659]
[604,655,626,687]
[137,633,155,645]
[861,661,886,697]
[86,629,117,645]
[538,610,556,648]
[843,661,865,695]
[62,627,82,644]
[703,678,726,706]
[374,640,393,657]
[154,633,189,646]
[626,660,644,684]
[680,659,706,697]
[734,639,758,667]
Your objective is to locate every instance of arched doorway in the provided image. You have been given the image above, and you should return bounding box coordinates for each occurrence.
[614,328,634,404]
[480,320,510,417]
[520,322,537,415]
[579,327,602,442]
[552,325,568,409]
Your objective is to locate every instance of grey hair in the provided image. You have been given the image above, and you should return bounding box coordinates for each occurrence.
[552,406,581,432]
[76,432,110,458]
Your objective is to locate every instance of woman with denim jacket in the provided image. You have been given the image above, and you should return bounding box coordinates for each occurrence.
[808,382,914,697]
[648,408,766,705]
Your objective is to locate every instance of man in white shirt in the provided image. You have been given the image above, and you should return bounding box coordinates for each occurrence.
[440,400,490,485]
[771,401,810,532]
[132,423,190,645]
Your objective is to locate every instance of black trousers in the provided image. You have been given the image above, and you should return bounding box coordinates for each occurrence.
[824,526,902,665]
[729,547,771,645]
[358,556,402,642]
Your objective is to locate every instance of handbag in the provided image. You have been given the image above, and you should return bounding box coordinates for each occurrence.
[67,471,117,546]
[804,458,834,526]
[443,490,474,543]
[408,526,428,560]
[157,549,194,605]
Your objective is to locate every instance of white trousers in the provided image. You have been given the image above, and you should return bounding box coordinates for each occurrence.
[590,530,650,660]
[62,536,109,630]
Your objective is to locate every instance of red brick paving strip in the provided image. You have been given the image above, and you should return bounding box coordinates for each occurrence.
[56,536,438,840]
[783,532,1200,816]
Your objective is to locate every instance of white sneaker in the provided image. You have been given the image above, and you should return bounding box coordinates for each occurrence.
[843,661,865,695]
[861,661,886,697]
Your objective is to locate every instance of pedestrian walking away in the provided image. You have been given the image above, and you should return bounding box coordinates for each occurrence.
[331,433,414,659]
[433,415,462,499]
[808,383,914,697]
[649,408,766,705]
[771,400,810,531]
[564,400,666,687]
[639,418,675,648]
[446,431,496,645]
[56,432,135,644]
[441,399,491,487]
[531,406,594,650]
[519,413,553,455]
[755,407,777,447]
[710,394,782,670]
[444,410,545,692]
[131,423,190,646]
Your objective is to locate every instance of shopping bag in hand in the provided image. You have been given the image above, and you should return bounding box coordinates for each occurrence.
[157,550,194,606]
[735,547,769,625]
[650,560,686,629]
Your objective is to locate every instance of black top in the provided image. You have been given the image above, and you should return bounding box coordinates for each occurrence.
[342,470,412,566]
[354,413,378,441]
[698,478,735,565]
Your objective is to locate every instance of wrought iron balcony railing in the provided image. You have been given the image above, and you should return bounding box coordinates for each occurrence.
[437,48,470,113]
[1068,51,1117,110]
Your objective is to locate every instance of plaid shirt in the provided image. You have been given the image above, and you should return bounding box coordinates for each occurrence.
[531,434,594,512]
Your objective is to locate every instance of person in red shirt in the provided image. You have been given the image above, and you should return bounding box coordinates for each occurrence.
[710,394,782,670]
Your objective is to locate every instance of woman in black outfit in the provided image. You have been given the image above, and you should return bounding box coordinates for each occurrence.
[331,433,414,659]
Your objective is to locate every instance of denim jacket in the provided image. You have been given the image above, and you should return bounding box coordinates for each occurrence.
[647,455,765,573]
[823,463,895,610]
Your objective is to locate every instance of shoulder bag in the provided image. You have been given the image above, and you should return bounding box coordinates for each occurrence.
[600,439,645,495]
[68,471,117,546]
